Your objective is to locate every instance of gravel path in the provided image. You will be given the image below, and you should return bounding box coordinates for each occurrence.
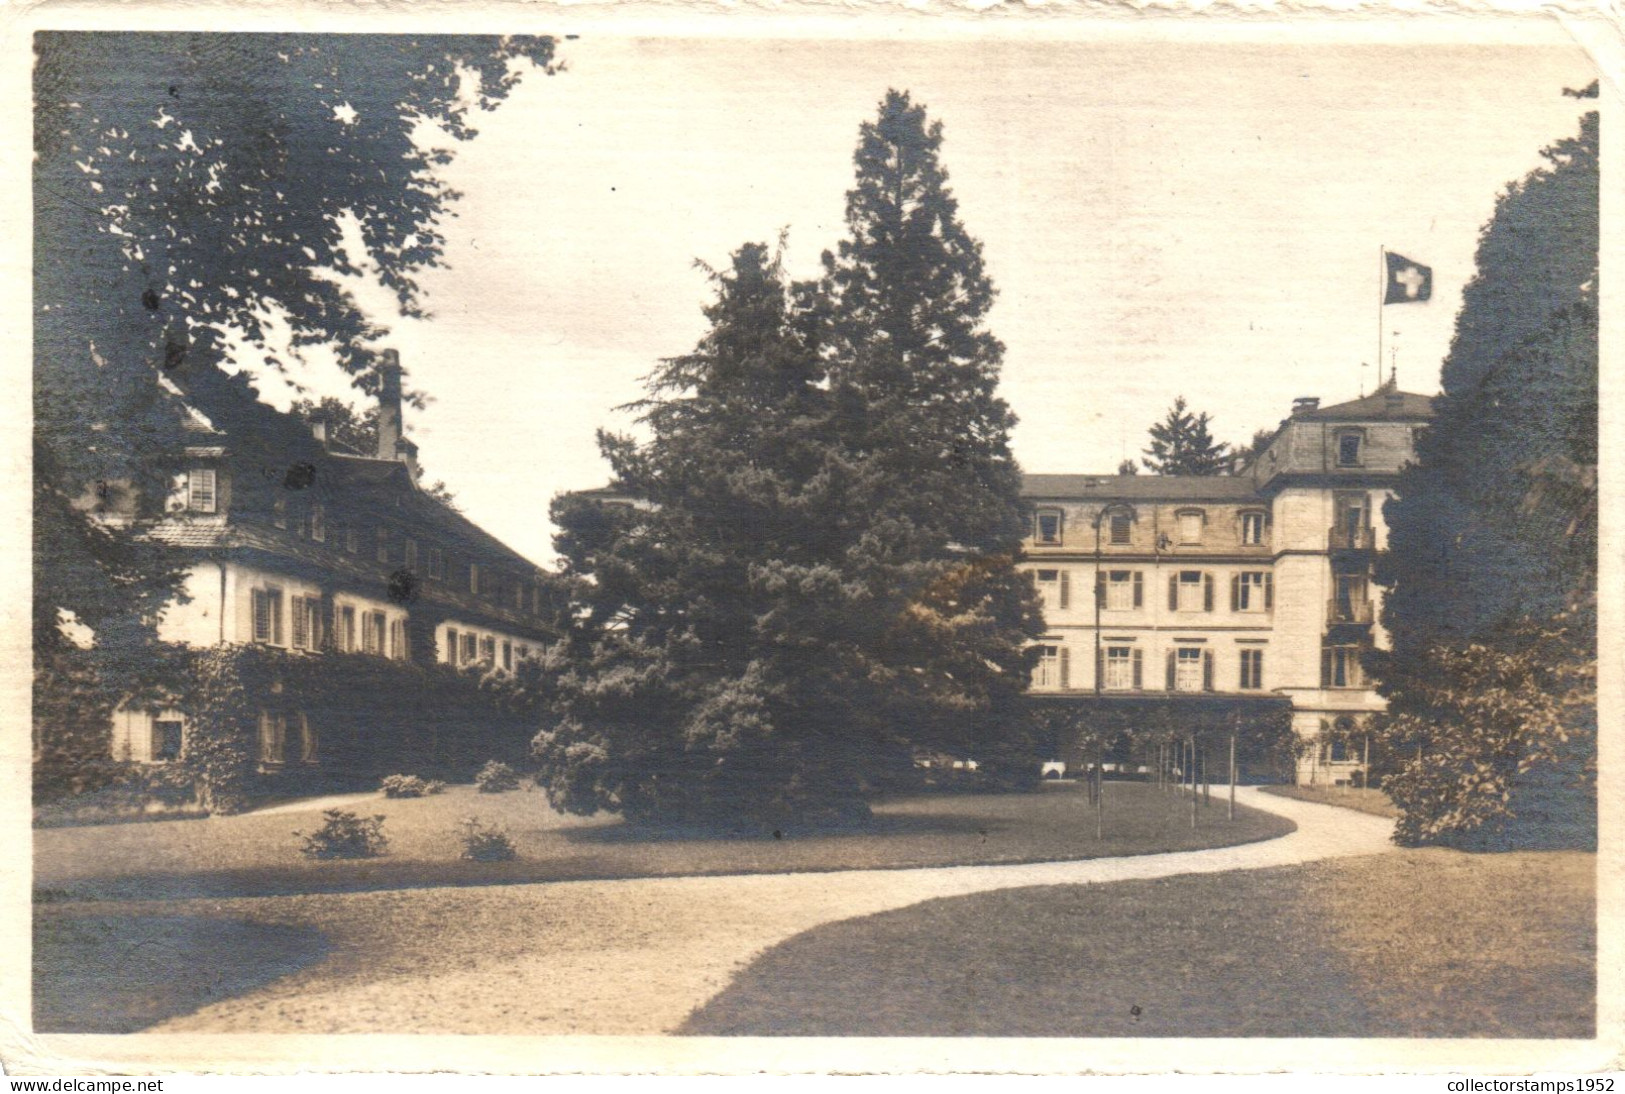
[132,787,1395,1036]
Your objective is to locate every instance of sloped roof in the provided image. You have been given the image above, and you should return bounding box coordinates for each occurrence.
[1295,388,1435,422]
[1021,474,1262,503]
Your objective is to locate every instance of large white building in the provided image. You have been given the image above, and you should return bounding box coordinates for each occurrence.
[1019,381,1434,784]
[92,353,554,784]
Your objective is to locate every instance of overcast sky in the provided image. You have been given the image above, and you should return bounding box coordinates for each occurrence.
[248,32,1596,567]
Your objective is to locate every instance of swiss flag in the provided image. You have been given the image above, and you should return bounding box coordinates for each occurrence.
[1384,252,1432,304]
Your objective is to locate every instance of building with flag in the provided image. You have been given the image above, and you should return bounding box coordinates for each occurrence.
[1019,379,1434,785]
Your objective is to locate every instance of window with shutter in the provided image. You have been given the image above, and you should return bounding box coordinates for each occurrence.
[1104,646,1134,691]
[292,596,309,649]
[1175,648,1203,692]
[1239,649,1264,690]
[1176,571,1204,612]
[1105,571,1135,611]
[252,589,270,643]
[1240,511,1265,545]
[298,712,318,764]
[446,628,459,665]
[463,633,478,663]
[187,468,217,513]
[1034,645,1064,689]
[1237,572,1269,612]
[338,605,356,652]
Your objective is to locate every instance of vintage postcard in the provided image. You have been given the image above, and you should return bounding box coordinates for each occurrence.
[4,1,1618,1079]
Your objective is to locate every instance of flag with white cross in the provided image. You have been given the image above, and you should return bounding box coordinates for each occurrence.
[1384,251,1432,304]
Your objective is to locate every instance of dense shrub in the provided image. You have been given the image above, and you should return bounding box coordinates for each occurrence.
[380,774,445,798]
[458,817,517,861]
[474,760,521,794]
[295,809,388,859]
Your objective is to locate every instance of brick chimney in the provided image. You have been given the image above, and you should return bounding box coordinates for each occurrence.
[398,437,420,482]
[1291,396,1321,416]
[376,349,403,461]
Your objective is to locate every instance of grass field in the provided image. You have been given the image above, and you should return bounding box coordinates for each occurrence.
[1260,784,1401,819]
[682,848,1594,1038]
[36,781,1294,901]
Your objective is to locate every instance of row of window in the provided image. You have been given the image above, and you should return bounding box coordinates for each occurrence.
[250,587,410,659]
[183,467,546,617]
[1032,508,1269,548]
[1033,569,1275,613]
[442,627,534,672]
[1031,642,1366,691]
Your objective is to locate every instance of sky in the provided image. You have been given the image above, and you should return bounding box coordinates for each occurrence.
[246,31,1597,567]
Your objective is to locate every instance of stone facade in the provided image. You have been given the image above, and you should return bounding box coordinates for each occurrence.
[1019,382,1434,785]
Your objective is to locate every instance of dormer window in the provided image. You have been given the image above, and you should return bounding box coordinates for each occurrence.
[1336,430,1364,468]
[1109,514,1132,545]
[1034,508,1063,545]
[186,468,216,513]
[375,527,390,564]
[1177,509,1205,545]
[1240,511,1266,546]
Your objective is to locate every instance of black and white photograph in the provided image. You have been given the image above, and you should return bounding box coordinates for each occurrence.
[12,9,1613,1078]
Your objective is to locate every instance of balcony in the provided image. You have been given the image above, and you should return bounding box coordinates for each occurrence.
[1328,525,1376,551]
[1326,597,1375,625]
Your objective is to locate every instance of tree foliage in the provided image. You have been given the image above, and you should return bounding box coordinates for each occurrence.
[34,34,552,784]
[288,396,457,504]
[1371,89,1597,848]
[1140,396,1230,475]
[534,92,1043,827]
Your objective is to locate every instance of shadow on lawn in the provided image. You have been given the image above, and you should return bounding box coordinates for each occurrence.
[34,914,331,1033]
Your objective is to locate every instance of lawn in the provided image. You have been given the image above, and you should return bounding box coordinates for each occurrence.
[682,848,1595,1038]
[35,781,1295,901]
[1260,783,1400,819]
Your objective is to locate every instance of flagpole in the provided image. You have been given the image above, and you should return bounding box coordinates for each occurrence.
[1377,245,1385,388]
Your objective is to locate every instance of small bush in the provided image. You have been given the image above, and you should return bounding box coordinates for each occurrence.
[380,774,446,799]
[459,817,517,862]
[474,760,521,794]
[295,809,389,859]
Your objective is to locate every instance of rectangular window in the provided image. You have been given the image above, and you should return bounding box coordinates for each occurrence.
[446,627,459,665]
[1235,572,1271,612]
[345,526,359,555]
[1109,514,1132,545]
[1338,432,1363,467]
[1174,647,1204,692]
[363,610,386,655]
[462,633,479,664]
[1239,648,1264,690]
[428,548,444,580]
[502,640,513,671]
[1104,646,1135,691]
[252,587,284,645]
[517,644,531,662]
[1241,512,1265,546]
[1035,510,1063,545]
[469,562,482,595]
[338,605,356,653]
[152,718,183,761]
[298,712,318,764]
[404,538,418,571]
[389,619,408,661]
[1034,644,1069,690]
[1178,511,1204,545]
[375,527,390,564]
[1035,568,1069,610]
[480,636,496,665]
[1335,493,1368,536]
[1175,570,1207,613]
[291,595,323,651]
[258,710,287,765]
[1104,570,1140,611]
[1324,646,1365,688]
[309,503,325,543]
[187,468,217,513]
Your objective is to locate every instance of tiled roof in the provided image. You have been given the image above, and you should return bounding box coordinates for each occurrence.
[142,517,235,548]
[1021,474,1262,502]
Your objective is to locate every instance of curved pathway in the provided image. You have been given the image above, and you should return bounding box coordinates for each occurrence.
[139,787,1395,1036]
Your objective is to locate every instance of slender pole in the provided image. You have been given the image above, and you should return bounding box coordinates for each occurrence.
[1229,731,1237,822]
[1189,735,1198,829]
[1378,244,1386,387]
[1095,739,1104,840]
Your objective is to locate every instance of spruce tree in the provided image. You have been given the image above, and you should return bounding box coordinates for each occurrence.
[535,92,1044,826]
[1372,87,1597,848]
[1140,396,1230,475]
